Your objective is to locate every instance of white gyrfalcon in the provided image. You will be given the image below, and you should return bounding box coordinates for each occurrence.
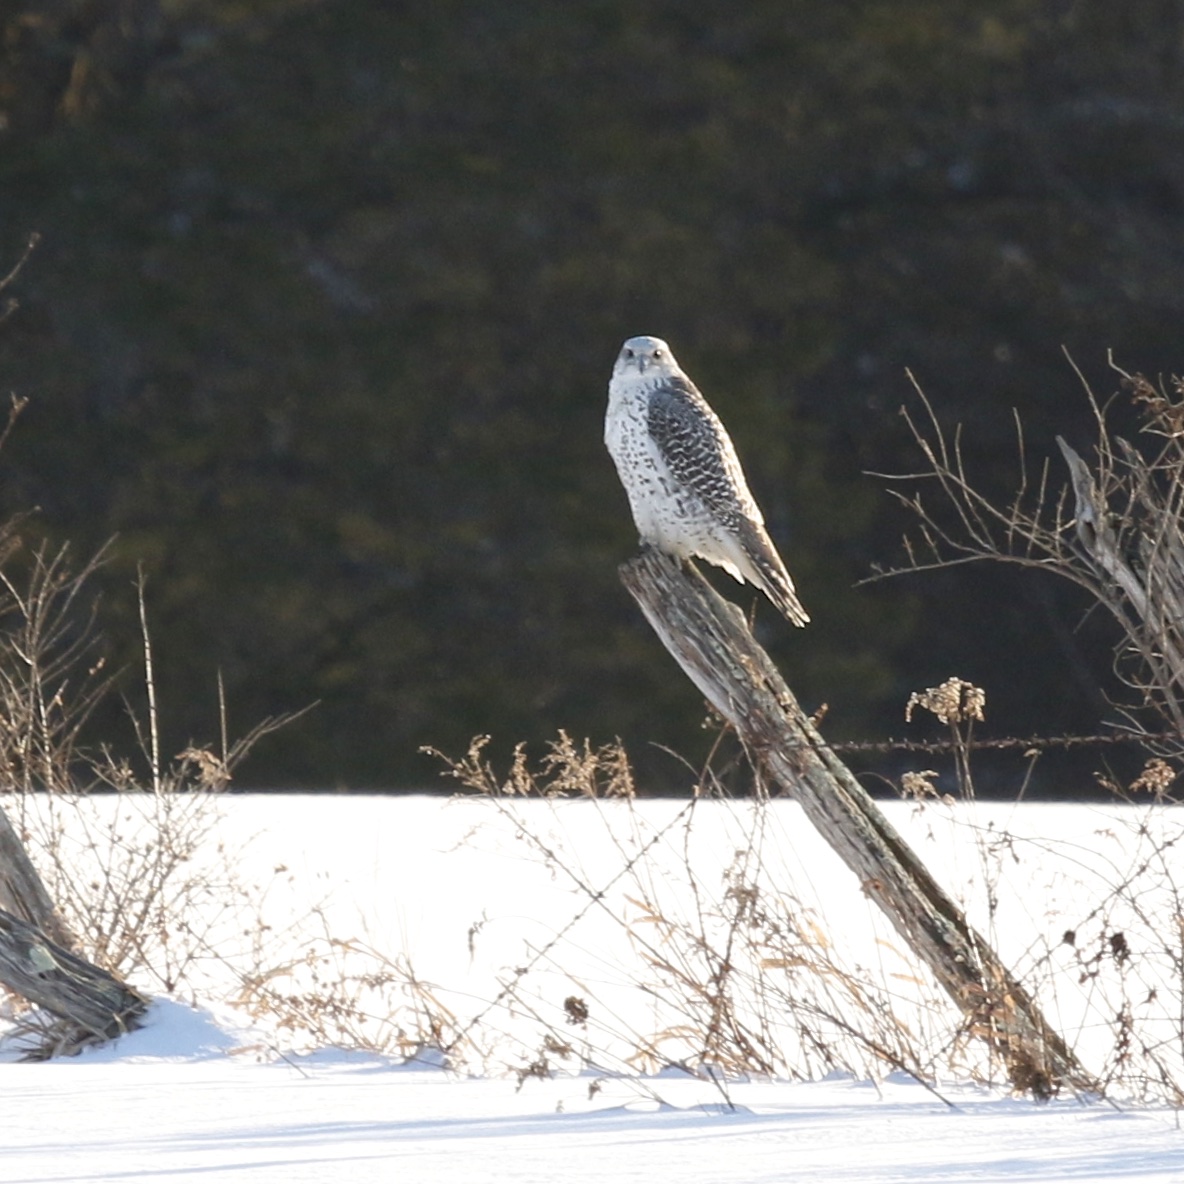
[605,335,809,626]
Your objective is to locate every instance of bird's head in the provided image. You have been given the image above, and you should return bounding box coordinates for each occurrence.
[613,335,682,379]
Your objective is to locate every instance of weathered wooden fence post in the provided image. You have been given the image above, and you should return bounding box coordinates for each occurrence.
[620,545,1095,1098]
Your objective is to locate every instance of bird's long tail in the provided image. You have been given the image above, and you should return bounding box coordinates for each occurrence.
[736,522,810,627]
[760,571,811,627]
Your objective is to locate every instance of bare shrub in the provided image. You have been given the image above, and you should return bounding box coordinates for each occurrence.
[875,362,1184,757]
[0,538,301,1055]
[606,809,948,1087]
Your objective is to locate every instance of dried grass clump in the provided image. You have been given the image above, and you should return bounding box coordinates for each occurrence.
[1129,757,1176,800]
[234,923,468,1066]
[422,731,636,799]
[899,769,944,802]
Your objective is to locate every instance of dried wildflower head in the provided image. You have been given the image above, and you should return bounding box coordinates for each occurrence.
[175,746,231,791]
[900,769,941,800]
[563,995,590,1026]
[1130,757,1176,800]
[906,677,986,725]
[1130,373,1184,438]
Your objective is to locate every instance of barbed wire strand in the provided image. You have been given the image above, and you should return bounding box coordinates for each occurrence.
[818,730,1179,757]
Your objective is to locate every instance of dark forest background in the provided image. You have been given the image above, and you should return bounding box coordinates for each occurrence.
[2,1,1183,792]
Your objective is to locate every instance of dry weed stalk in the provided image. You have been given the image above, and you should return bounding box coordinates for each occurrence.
[614,808,952,1089]
[887,703,1184,1105]
[0,232,38,326]
[906,677,987,800]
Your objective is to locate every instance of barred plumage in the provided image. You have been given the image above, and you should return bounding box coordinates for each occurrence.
[605,335,809,627]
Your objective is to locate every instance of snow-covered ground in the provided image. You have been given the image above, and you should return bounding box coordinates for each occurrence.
[7,1008,1184,1184]
[3,793,1184,1181]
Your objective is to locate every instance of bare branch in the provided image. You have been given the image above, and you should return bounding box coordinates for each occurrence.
[0,234,41,326]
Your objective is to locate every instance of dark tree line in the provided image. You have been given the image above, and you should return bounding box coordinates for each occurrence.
[1,1,1183,790]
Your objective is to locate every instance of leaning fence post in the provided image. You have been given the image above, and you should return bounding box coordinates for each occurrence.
[620,545,1095,1098]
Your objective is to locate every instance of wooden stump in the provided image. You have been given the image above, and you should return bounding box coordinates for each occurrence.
[620,546,1094,1098]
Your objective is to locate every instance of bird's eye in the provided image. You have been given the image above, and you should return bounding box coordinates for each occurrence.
[624,348,634,358]
[653,349,663,359]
